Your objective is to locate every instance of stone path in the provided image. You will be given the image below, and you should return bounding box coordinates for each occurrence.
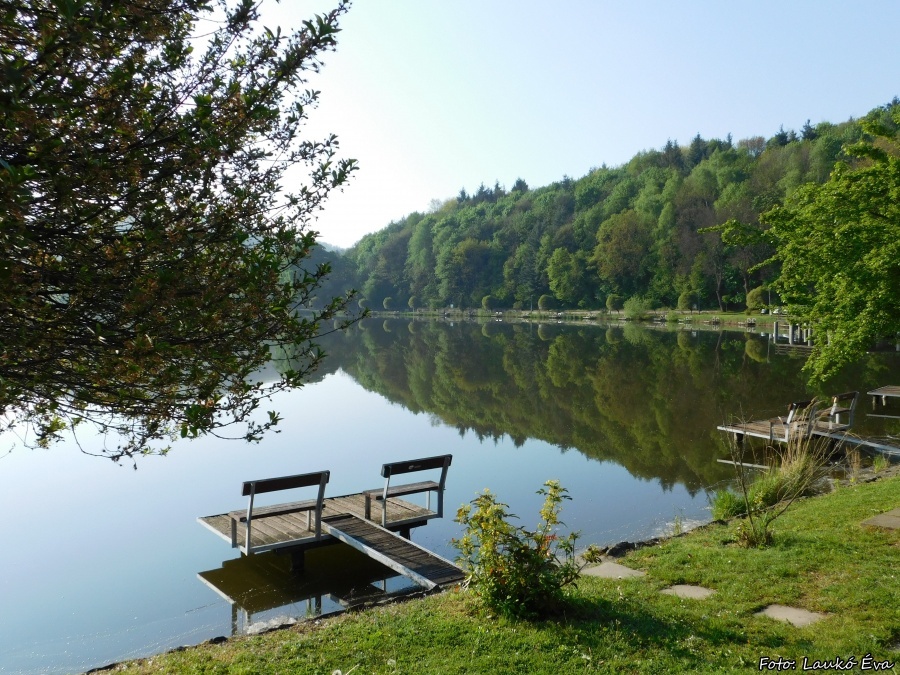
[582,559,825,626]
[580,505,900,628]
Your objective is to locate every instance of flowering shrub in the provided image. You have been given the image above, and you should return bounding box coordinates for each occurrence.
[452,480,580,619]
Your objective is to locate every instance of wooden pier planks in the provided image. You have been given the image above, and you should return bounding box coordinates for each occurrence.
[199,492,436,552]
[321,513,463,589]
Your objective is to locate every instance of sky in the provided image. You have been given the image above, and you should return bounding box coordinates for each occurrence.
[261,1,900,248]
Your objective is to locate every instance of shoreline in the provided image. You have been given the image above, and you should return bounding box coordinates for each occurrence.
[89,461,900,674]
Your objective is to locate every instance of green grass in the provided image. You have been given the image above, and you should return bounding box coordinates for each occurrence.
[118,476,899,674]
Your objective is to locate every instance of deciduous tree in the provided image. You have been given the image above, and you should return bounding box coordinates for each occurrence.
[763,105,900,380]
[0,0,357,460]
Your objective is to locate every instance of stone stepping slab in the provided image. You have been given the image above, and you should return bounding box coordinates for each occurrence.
[581,561,646,579]
[755,604,825,627]
[582,564,826,629]
[660,584,715,600]
[861,507,900,530]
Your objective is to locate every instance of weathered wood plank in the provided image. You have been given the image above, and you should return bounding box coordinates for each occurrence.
[200,491,436,553]
[364,480,440,500]
[321,513,463,589]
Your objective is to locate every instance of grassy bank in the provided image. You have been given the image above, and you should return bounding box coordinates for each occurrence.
[115,475,899,674]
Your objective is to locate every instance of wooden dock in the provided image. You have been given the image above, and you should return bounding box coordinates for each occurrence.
[868,385,900,419]
[198,491,438,551]
[198,455,463,590]
[717,392,900,456]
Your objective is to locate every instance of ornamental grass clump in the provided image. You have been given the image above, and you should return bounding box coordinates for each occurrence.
[452,480,580,619]
[712,415,831,547]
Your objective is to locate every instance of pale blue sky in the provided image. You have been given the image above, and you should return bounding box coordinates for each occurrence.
[266,1,900,247]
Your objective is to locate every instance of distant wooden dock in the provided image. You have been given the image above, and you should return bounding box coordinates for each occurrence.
[717,392,900,456]
[868,385,900,419]
[717,395,855,446]
[198,455,464,591]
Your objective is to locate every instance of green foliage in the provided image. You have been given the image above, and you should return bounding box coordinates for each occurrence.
[0,0,358,460]
[452,480,580,619]
[338,109,876,327]
[606,294,623,312]
[382,297,395,310]
[481,294,495,311]
[537,294,555,311]
[711,488,745,520]
[623,296,650,320]
[581,544,604,563]
[745,285,767,311]
[676,289,697,313]
[764,102,900,381]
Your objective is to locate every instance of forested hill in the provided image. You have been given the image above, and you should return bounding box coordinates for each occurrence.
[320,102,896,313]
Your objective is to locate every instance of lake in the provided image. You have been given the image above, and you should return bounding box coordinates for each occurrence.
[2,318,899,674]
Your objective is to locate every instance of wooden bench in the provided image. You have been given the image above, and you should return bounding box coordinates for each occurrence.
[765,399,820,442]
[815,391,859,431]
[228,470,330,555]
[718,399,820,446]
[364,454,452,529]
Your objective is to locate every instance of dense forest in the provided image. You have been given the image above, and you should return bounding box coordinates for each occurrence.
[304,101,898,314]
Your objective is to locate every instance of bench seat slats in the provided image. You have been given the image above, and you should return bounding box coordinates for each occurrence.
[365,480,440,500]
[228,498,319,523]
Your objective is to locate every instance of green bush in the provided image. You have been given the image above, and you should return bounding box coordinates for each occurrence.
[623,296,650,320]
[677,290,696,312]
[537,294,555,311]
[746,285,767,311]
[452,480,580,619]
[605,294,623,313]
[382,296,394,310]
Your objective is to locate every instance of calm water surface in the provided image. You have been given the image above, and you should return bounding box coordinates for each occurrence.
[2,319,899,674]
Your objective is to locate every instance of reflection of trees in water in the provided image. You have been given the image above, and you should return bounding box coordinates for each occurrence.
[312,319,900,492]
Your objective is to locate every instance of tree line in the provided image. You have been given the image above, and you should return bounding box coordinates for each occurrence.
[314,103,897,317]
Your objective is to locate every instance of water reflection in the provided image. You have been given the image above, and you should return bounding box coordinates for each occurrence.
[5,318,900,674]
[197,545,417,635]
[312,318,900,491]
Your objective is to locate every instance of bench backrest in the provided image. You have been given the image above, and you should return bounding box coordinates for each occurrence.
[381,454,452,478]
[825,391,859,428]
[242,470,330,550]
[784,399,815,425]
[379,454,451,526]
[242,470,330,496]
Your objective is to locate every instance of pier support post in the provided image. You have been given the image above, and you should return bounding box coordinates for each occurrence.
[289,549,305,574]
